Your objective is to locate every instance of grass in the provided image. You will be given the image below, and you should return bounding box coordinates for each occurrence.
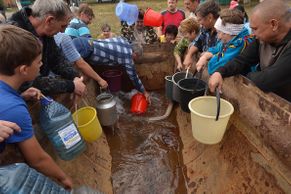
[88,0,179,38]
[86,0,261,38]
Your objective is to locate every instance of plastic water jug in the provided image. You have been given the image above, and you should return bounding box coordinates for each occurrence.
[40,97,86,161]
[0,163,69,193]
[115,1,138,25]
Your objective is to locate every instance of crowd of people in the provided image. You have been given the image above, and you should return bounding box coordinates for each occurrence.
[0,0,290,192]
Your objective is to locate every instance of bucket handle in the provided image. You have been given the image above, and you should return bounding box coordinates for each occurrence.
[100,87,111,94]
[193,70,203,91]
[215,87,220,121]
[185,67,190,79]
[73,96,90,126]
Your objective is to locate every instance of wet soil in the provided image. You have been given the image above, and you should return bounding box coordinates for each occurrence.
[104,91,187,194]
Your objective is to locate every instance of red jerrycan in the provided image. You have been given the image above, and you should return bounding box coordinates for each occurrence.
[130,93,148,114]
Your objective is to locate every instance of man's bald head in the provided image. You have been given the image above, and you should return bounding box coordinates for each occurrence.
[252,0,289,23]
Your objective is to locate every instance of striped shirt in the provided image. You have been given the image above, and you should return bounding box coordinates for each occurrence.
[54,33,81,63]
[73,37,145,92]
[65,18,91,39]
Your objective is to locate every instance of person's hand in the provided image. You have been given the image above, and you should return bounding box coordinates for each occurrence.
[208,72,223,93]
[176,62,183,71]
[144,91,151,105]
[59,175,73,191]
[196,58,207,73]
[98,78,108,89]
[183,54,193,69]
[21,87,41,101]
[73,76,86,96]
[0,120,21,142]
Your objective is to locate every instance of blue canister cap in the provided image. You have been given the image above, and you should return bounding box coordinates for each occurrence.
[40,96,54,106]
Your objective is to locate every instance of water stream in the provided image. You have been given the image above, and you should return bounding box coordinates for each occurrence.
[104,91,188,194]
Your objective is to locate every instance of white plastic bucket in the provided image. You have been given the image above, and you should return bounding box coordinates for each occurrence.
[188,96,234,144]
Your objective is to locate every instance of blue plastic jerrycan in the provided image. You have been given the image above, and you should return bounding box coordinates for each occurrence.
[39,97,86,161]
[0,163,70,193]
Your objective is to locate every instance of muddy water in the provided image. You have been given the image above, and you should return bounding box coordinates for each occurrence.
[104,91,188,194]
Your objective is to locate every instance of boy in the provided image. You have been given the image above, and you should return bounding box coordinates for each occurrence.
[174,17,200,70]
[0,25,72,190]
[65,4,95,38]
[160,24,178,43]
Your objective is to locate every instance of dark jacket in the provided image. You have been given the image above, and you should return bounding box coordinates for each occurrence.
[216,30,291,102]
[8,8,79,95]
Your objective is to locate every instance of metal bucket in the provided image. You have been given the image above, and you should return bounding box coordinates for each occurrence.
[96,92,118,126]
[178,78,207,112]
[172,71,193,103]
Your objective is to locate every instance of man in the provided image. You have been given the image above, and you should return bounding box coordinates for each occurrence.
[184,0,199,17]
[8,0,86,96]
[158,0,185,36]
[208,0,291,102]
[72,36,151,101]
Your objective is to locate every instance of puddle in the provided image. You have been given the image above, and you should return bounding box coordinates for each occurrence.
[104,91,187,194]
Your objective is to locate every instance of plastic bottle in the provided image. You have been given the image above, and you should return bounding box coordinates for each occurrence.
[39,97,86,160]
[0,163,70,193]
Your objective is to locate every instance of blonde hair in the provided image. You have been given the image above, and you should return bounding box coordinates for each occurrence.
[179,17,200,34]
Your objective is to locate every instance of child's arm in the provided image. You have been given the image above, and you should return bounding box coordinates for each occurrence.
[196,52,213,72]
[183,45,199,69]
[174,53,183,71]
[157,26,163,37]
[75,58,108,89]
[18,136,73,190]
[174,38,189,71]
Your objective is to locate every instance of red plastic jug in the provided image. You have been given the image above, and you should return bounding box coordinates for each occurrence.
[130,93,148,114]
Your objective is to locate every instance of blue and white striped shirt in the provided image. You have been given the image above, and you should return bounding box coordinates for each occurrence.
[65,18,91,39]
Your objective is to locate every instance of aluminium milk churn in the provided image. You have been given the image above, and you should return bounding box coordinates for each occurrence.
[96,91,118,126]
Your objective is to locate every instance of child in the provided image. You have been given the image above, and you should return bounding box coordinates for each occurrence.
[0,25,73,189]
[98,23,115,39]
[174,17,200,70]
[160,24,178,43]
[196,9,252,75]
